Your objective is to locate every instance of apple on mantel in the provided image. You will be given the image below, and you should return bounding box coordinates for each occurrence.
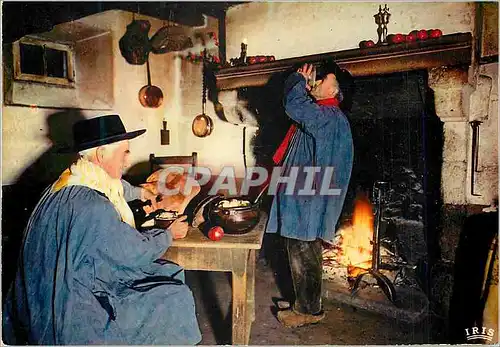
[360,28,443,48]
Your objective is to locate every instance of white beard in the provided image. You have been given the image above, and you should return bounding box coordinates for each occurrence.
[311,79,340,100]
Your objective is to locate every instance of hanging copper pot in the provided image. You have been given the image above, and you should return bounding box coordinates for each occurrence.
[119,19,151,65]
[192,58,213,137]
[192,114,213,137]
[138,57,164,108]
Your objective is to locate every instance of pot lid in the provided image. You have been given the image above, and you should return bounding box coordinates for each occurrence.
[150,25,193,54]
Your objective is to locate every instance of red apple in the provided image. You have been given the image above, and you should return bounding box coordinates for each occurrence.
[406,32,417,42]
[360,40,375,48]
[429,29,443,38]
[365,40,375,47]
[387,34,403,44]
[417,29,429,40]
[247,56,257,65]
[257,56,267,63]
[208,226,224,241]
[392,33,405,44]
[268,56,276,61]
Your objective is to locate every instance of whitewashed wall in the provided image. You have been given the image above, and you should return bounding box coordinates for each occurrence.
[3,4,497,205]
[224,2,497,205]
[226,2,475,60]
[3,10,195,184]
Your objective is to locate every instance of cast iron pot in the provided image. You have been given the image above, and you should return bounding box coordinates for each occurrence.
[208,197,261,235]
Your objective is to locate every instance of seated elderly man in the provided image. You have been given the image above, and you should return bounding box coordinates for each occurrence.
[3,115,202,345]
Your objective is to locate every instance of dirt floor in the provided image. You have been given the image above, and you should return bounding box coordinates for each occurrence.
[185,248,445,345]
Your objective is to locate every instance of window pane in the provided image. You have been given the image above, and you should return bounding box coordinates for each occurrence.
[46,48,67,78]
[20,43,44,75]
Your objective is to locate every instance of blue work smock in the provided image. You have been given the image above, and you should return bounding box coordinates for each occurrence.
[3,184,202,345]
[266,72,354,243]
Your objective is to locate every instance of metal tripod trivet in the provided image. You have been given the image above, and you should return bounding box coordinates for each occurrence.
[350,181,398,304]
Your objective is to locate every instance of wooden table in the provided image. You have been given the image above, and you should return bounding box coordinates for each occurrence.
[161,213,267,345]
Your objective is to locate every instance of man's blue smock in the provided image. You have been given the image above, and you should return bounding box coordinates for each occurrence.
[266,72,354,243]
[3,183,202,344]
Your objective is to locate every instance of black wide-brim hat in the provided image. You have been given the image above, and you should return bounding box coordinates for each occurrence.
[315,59,352,85]
[315,59,354,111]
[70,115,146,152]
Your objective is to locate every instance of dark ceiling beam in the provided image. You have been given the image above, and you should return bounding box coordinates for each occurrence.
[2,2,242,43]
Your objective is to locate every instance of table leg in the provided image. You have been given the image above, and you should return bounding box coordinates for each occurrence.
[232,249,248,345]
[246,250,256,344]
[247,250,256,323]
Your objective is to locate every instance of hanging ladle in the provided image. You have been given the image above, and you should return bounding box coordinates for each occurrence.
[138,56,164,108]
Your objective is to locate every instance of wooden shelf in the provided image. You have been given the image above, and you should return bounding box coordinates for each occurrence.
[214,33,472,90]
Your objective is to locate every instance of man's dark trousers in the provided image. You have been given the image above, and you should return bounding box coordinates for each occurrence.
[285,237,323,315]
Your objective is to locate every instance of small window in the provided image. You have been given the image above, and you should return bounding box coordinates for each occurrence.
[13,37,75,87]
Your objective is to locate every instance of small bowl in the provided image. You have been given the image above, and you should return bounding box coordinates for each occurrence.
[155,211,178,229]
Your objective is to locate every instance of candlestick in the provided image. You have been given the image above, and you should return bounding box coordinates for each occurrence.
[374,4,390,45]
[240,40,248,63]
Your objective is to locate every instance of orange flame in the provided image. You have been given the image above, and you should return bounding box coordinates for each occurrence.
[336,193,374,278]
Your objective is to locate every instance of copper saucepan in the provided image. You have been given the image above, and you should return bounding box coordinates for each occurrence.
[139,57,164,108]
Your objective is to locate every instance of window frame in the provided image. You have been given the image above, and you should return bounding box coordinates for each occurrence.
[13,37,76,87]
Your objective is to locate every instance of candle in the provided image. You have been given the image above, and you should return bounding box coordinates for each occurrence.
[240,39,248,62]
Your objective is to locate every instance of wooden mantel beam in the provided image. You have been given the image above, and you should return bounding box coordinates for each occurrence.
[214,33,472,90]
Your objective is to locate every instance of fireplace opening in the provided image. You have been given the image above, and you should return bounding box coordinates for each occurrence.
[247,68,445,319]
[330,70,444,288]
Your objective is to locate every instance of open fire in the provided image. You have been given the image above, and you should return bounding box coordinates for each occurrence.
[324,193,375,280]
[323,190,415,293]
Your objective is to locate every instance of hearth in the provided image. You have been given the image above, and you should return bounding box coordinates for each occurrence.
[320,69,443,319]
[212,32,499,341]
[322,182,428,322]
[241,67,444,319]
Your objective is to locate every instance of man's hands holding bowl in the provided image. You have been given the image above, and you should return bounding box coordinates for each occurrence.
[168,215,189,239]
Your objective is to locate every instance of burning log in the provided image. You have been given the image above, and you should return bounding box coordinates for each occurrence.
[348,263,371,279]
[334,194,374,270]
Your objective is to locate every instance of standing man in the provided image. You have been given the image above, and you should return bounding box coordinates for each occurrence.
[266,62,354,328]
[3,115,201,344]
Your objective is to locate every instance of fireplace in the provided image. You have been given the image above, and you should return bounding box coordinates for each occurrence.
[337,70,443,270]
[211,32,497,339]
[222,68,444,321]
[320,69,443,320]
